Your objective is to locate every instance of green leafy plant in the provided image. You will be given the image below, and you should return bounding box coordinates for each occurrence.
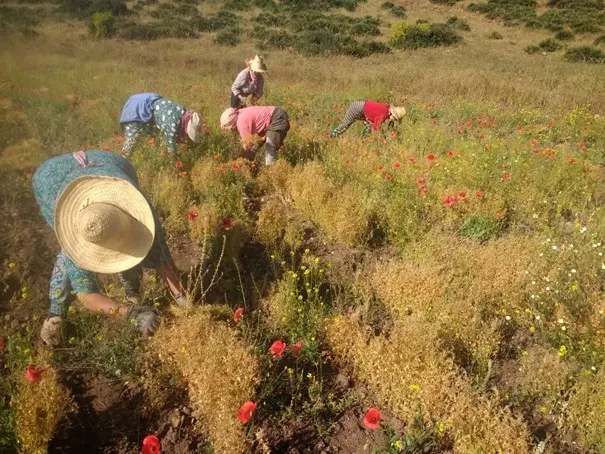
[88,11,116,38]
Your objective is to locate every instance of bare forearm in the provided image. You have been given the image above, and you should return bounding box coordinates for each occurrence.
[76,292,129,317]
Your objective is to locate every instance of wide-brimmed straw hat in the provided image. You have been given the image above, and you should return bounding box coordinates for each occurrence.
[186,111,202,143]
[220,107,238,129]
[55,176,155,274]
[389,106,407,121]
[248,55,267,73]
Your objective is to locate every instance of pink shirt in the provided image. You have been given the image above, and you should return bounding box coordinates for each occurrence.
[236,106,276,142]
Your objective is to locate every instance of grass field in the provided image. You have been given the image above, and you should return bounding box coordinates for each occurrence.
[2,0,605,452]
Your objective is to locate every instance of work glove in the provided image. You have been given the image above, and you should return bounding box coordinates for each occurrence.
[127,306,160,337]
[238,95,247,106]
[41,316,63,347]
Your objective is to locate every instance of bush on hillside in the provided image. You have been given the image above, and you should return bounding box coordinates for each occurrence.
[88,11,115,37]
[59,0,127,18]
[0,6,43,33]
[487,30,503,39]
[564,46,605,63]
[430,0,461,4]
[214,27,241,46]
[389,21,462,49]
[381,1,406,18]
[446,16,471,31]
[595,34,605,45]
[555,29,574,40]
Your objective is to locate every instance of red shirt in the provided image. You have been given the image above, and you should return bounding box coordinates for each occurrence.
[363,101,390,131]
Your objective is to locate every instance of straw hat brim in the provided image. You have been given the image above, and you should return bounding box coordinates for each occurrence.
[187,112,201,143]
[55,176,156,274]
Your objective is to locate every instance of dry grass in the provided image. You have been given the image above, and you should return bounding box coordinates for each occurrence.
[149,307,259,453]
[14,363,74,454]
[326,315,531,453]
[567,369,605,451]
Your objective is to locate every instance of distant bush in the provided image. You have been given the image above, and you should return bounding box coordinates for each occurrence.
[381,1,406,18]
[525,38,561,54]
[214,27,240,46]
[190,10,238,31]
[595,34,605,45]
[120,23,162,40]
[564,46,605,63]
[487,31,503,39]
[88,11,115,37]
[446,16,471,31]
[59,0,127,18]
[430,0,461,4]
[0,6,43,33]
[389,21,462,49]
[223,0,251,11]
[555,29,574,40]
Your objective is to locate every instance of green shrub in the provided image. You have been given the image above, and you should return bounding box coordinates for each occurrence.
[459,214,503,243]
[524,44,540,54]
[389,21,462,49]
[381,1,406,18]
[538,37,562,51]
[88,11,115,37]
[190,10,237,31]
[59,0,127,18]
[446,16,471,31]
[120,23,162,40]
[555,29,574,40]
[487,31,503,39]
[223,0,250,10]
[564,46,605,63]
[430,0,460,4]
[0,6,43,32]
[595,34,605,45]
[214,27,241,46]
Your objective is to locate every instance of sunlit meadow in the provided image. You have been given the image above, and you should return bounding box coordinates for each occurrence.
[2,0,605,451]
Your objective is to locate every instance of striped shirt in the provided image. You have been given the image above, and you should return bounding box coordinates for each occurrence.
[332,100,367,135]
[231,68,264,99]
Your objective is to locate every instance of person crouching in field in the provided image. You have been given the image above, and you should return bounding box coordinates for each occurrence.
[220,106,290,166]
[119,92,203,157]
[329,100,406,138]
[230,55,267,109]
[33,150,187,347]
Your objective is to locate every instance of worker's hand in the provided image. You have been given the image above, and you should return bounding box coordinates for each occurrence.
[329,130,338,138]
[127,306,160,337]
[40,316,63,347]
[238,95,247,105]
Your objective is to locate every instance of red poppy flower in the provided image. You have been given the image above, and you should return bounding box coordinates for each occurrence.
[530,139,538,147]
[496,211,505,218]
[213,154,219,161]
[233,163,240,171]
[408,157,417,163]
[175,161,184,169]
[417,177,424,184]
[187,210,198,221]
[503,172,511,180]
[458,192,466,200]
[427,154,435,161]
[220,217,233,231]
[393,161,401,169]
[290,340,303,354]
[476,190,484,199]
[386,174,393,181]
[269,340,287,358]
[113,131,119,137]
[430,119,438,125]
[362,407,382,430]
[390,131,397,137]
[568,158,576,164]
[448,150,455,158]
[443,195,457,207]
[25,365,46,383]
[179,171,187,177]
[421,186,428,194]
[237,401,257,424]
[249,162,256,169]
[147,138,155,145]
[220,164,227,172]
[233,307,244,324]
[142,435,161,454]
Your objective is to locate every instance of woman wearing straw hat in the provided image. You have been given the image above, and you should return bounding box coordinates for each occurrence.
[220,105,290,166]
[33,150,187,347]
[230,56,267,109]
[120,92,204,157]
[329,100,406,138]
